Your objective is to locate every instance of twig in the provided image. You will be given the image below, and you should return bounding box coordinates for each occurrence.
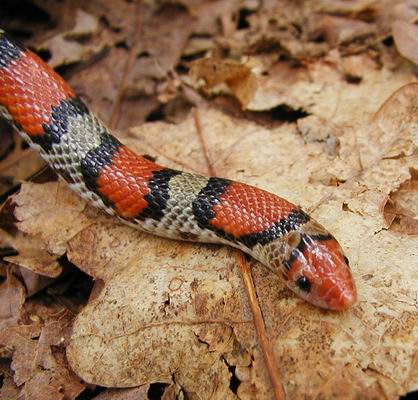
[126,130,201,173]
[109,3,142,129]
[237,252,286,400]
[193,108,216,176]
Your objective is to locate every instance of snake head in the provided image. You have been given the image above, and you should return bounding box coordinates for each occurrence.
[262,216,357,310]
[282,228,357,310]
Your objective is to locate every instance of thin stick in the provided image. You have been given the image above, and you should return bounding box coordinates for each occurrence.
[193,108,216,177]
[109,3,142,129]
[237,252,286,400]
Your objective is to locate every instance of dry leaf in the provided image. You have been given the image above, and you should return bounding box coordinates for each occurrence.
[384,169,418,234]
[374,82,418,161]
[189,58,258,107]
[0,268,25,330]
[308,15,376,46]
[82,0,136,31]
[92,385,150,400]
[0,359,20,399]
[13,181,93,255]
[0,309,85,399]
[393,19,418,66]
[37,9,101,68]
[1,230,63,278]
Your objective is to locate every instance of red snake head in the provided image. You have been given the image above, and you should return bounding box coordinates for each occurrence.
[283,230,357,310]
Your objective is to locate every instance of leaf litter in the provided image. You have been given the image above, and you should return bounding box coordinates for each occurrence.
[0,1,418,399]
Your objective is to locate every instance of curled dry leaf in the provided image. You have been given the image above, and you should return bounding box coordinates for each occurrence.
[392,19,418,66]
[17,266,56,297]
[189,58,258,108]
[384,169,418,234]
[374,82,418,162]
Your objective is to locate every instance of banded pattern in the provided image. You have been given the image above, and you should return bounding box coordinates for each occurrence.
[0,30,357,310]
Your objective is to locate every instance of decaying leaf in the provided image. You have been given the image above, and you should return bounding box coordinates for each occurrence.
[189,58,258,107]
[91,385,150,400]
[0,359,20,399]
[373,82,418,162]
[0,181,95,277]
[0,297,85,399]
[0,268,25,330]
[1,230,63,278]
[13,181,93,253]
[37,9,101,68]
[308,15,376,46]
[384,169,418,234]
[393,19,418,66]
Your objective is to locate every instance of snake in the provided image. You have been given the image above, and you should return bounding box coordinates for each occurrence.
[0,30,357,310]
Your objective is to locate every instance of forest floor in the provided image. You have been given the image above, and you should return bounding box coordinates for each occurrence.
[0,1,417,399]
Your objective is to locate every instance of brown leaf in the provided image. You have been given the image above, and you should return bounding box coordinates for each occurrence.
[0,180,95,278]
[0,311,84,399]
[375,82,418,159]
[308,15,376,46]
[0,359,20,399]
[37,9,101,68]
[0,269,25,331]
[18,266,56,297]
[384,169,418,234]
[1,230,62,278]
[92,385,150,400]
[12,181,93,258]
[134,4,195,78]
[392,19,418,66]
[296,115,341,157]
[189,58,258,107]
[0,129,45,198]
[0,324,42,385]
[69,48,128,125]
[82,0,137,32]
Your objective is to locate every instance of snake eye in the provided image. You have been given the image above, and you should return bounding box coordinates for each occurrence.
[296,276,311,292]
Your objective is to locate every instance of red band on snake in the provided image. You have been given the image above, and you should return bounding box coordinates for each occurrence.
[0,31,357,310]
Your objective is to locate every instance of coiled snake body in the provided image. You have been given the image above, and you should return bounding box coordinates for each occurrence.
[0,31,357,310]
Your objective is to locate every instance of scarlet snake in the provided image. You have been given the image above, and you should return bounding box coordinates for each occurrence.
[0,30,357,310]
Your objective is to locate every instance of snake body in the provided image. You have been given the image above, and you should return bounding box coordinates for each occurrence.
[0,31,357,310]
